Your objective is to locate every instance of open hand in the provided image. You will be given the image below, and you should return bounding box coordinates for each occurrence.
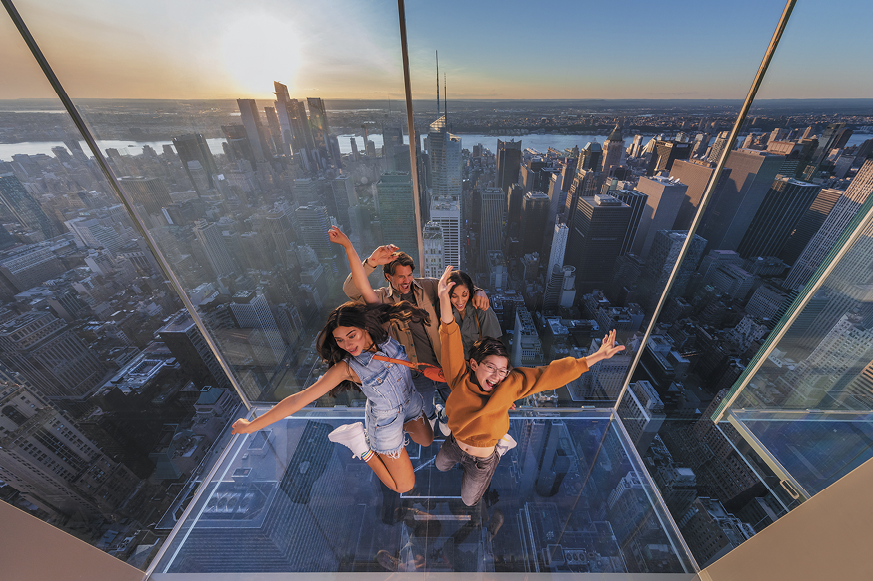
[328,226,351,247]
[437,265,456,301]
[595,329,625,360]
[367,244,401,266]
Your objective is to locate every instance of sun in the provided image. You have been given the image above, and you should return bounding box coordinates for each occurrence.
[220,13,303,98]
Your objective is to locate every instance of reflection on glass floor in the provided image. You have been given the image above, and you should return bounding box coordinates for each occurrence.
[151,408,693,574]
[727,409,873,498]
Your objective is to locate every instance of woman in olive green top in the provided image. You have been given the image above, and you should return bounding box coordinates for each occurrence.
[434,266,625,506]
[447,270,503,359]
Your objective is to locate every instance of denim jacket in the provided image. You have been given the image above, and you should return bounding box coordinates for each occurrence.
[346,337,414,411]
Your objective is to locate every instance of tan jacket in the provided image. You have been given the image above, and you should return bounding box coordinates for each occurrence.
[342,261,443,366]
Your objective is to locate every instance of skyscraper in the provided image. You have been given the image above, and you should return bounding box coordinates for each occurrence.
[647,140,692,176]
[632,176,688,259]
[496,139,522,194]
[294,205,334,261]
[230,292,287,366]
[696,149,785,252]
[118,176,174,217]
[480,188,507,268]
[306,97,333,168]
[0,173,56,240]
[158,310,231,389]
[237,98,272,163]
[427,116,462,200]
[375,172,419,261]
[566,194,632,293]
[193,220,239,278]
[172,134,218,192]
[668,158,732,231]
[735,177,822,259]
[546,222,570,278]
[786,159,873,290]
[779,187,842,267]
[0,380,139,520]
[430,197,461,268]
[0,312,107,401]
[519,191,550,257]
[422,221,444,278]
[638,230,707,311]
[601,124,625,174]
[612,189,648,256]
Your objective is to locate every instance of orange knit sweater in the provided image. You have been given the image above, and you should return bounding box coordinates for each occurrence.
[440,320,589,448]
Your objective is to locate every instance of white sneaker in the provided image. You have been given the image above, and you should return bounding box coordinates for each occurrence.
[495,434,517,458]
[328,422,370,459]
[436,403,451,436]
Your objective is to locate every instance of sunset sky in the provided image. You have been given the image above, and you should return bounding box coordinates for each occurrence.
[1,0,871,101]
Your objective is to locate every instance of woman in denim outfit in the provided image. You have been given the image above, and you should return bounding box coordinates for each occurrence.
[233,227,433,493]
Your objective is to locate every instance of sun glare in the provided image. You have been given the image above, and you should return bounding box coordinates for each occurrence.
[220,13,303,98]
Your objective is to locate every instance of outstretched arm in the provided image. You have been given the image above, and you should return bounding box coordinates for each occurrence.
[232,363,352,434]
[330,226,379,304]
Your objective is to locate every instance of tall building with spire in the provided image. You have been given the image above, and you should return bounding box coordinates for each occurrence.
[601,124,625,174]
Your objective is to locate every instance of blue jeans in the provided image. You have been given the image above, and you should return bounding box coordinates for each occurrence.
[435,434,500,506]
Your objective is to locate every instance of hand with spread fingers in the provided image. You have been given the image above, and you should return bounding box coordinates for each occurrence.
[367,244,401,266]
[586,329,626,365]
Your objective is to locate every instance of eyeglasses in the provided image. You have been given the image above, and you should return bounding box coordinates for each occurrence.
[480,362,510,378]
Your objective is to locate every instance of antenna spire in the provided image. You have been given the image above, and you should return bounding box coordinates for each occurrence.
[444,72,448,131]
[436,50,440,120]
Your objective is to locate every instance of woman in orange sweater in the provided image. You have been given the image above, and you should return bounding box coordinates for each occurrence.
[435,266,625,506]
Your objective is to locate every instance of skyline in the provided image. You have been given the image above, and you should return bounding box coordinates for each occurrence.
[0,0,871,100]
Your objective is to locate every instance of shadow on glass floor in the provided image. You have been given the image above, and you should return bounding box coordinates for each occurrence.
[150,409,693,574]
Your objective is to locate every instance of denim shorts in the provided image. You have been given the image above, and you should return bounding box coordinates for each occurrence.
[364,389,425,458]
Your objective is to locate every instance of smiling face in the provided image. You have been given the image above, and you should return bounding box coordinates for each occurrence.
[470,355,511,392]
[385,264,415,295]
[332,325,373,357]
[449,284,470,312]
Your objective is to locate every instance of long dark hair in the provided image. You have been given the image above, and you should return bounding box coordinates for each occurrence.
[448,271,475,306]
[317,300,430,395]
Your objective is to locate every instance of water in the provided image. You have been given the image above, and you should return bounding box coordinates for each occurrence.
[2,133,871,161]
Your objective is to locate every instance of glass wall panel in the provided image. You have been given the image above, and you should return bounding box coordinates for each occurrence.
[0,4,244,571]
[402,0,786,409]
[635,0,873,568]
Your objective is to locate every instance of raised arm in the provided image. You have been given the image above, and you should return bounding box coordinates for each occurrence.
[585,329,625,366]
[330,226,379,304]
[232,363,352,434]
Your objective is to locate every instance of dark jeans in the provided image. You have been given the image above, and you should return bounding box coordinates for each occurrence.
[435,434,500,506]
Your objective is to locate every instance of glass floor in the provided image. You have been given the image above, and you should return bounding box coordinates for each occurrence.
[726,409,873,499]
[148,408,695,576]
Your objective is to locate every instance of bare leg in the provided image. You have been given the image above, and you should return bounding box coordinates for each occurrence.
[365,448,416,492]
[404,416,434,447]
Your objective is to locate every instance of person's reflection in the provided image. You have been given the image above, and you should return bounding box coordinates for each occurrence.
[375,502,504,572]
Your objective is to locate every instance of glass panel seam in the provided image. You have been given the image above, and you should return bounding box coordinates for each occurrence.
[397,0,426,267]
[610,410,701,572]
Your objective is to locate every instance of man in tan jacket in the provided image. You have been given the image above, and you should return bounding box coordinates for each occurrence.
[343,243,489,422]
